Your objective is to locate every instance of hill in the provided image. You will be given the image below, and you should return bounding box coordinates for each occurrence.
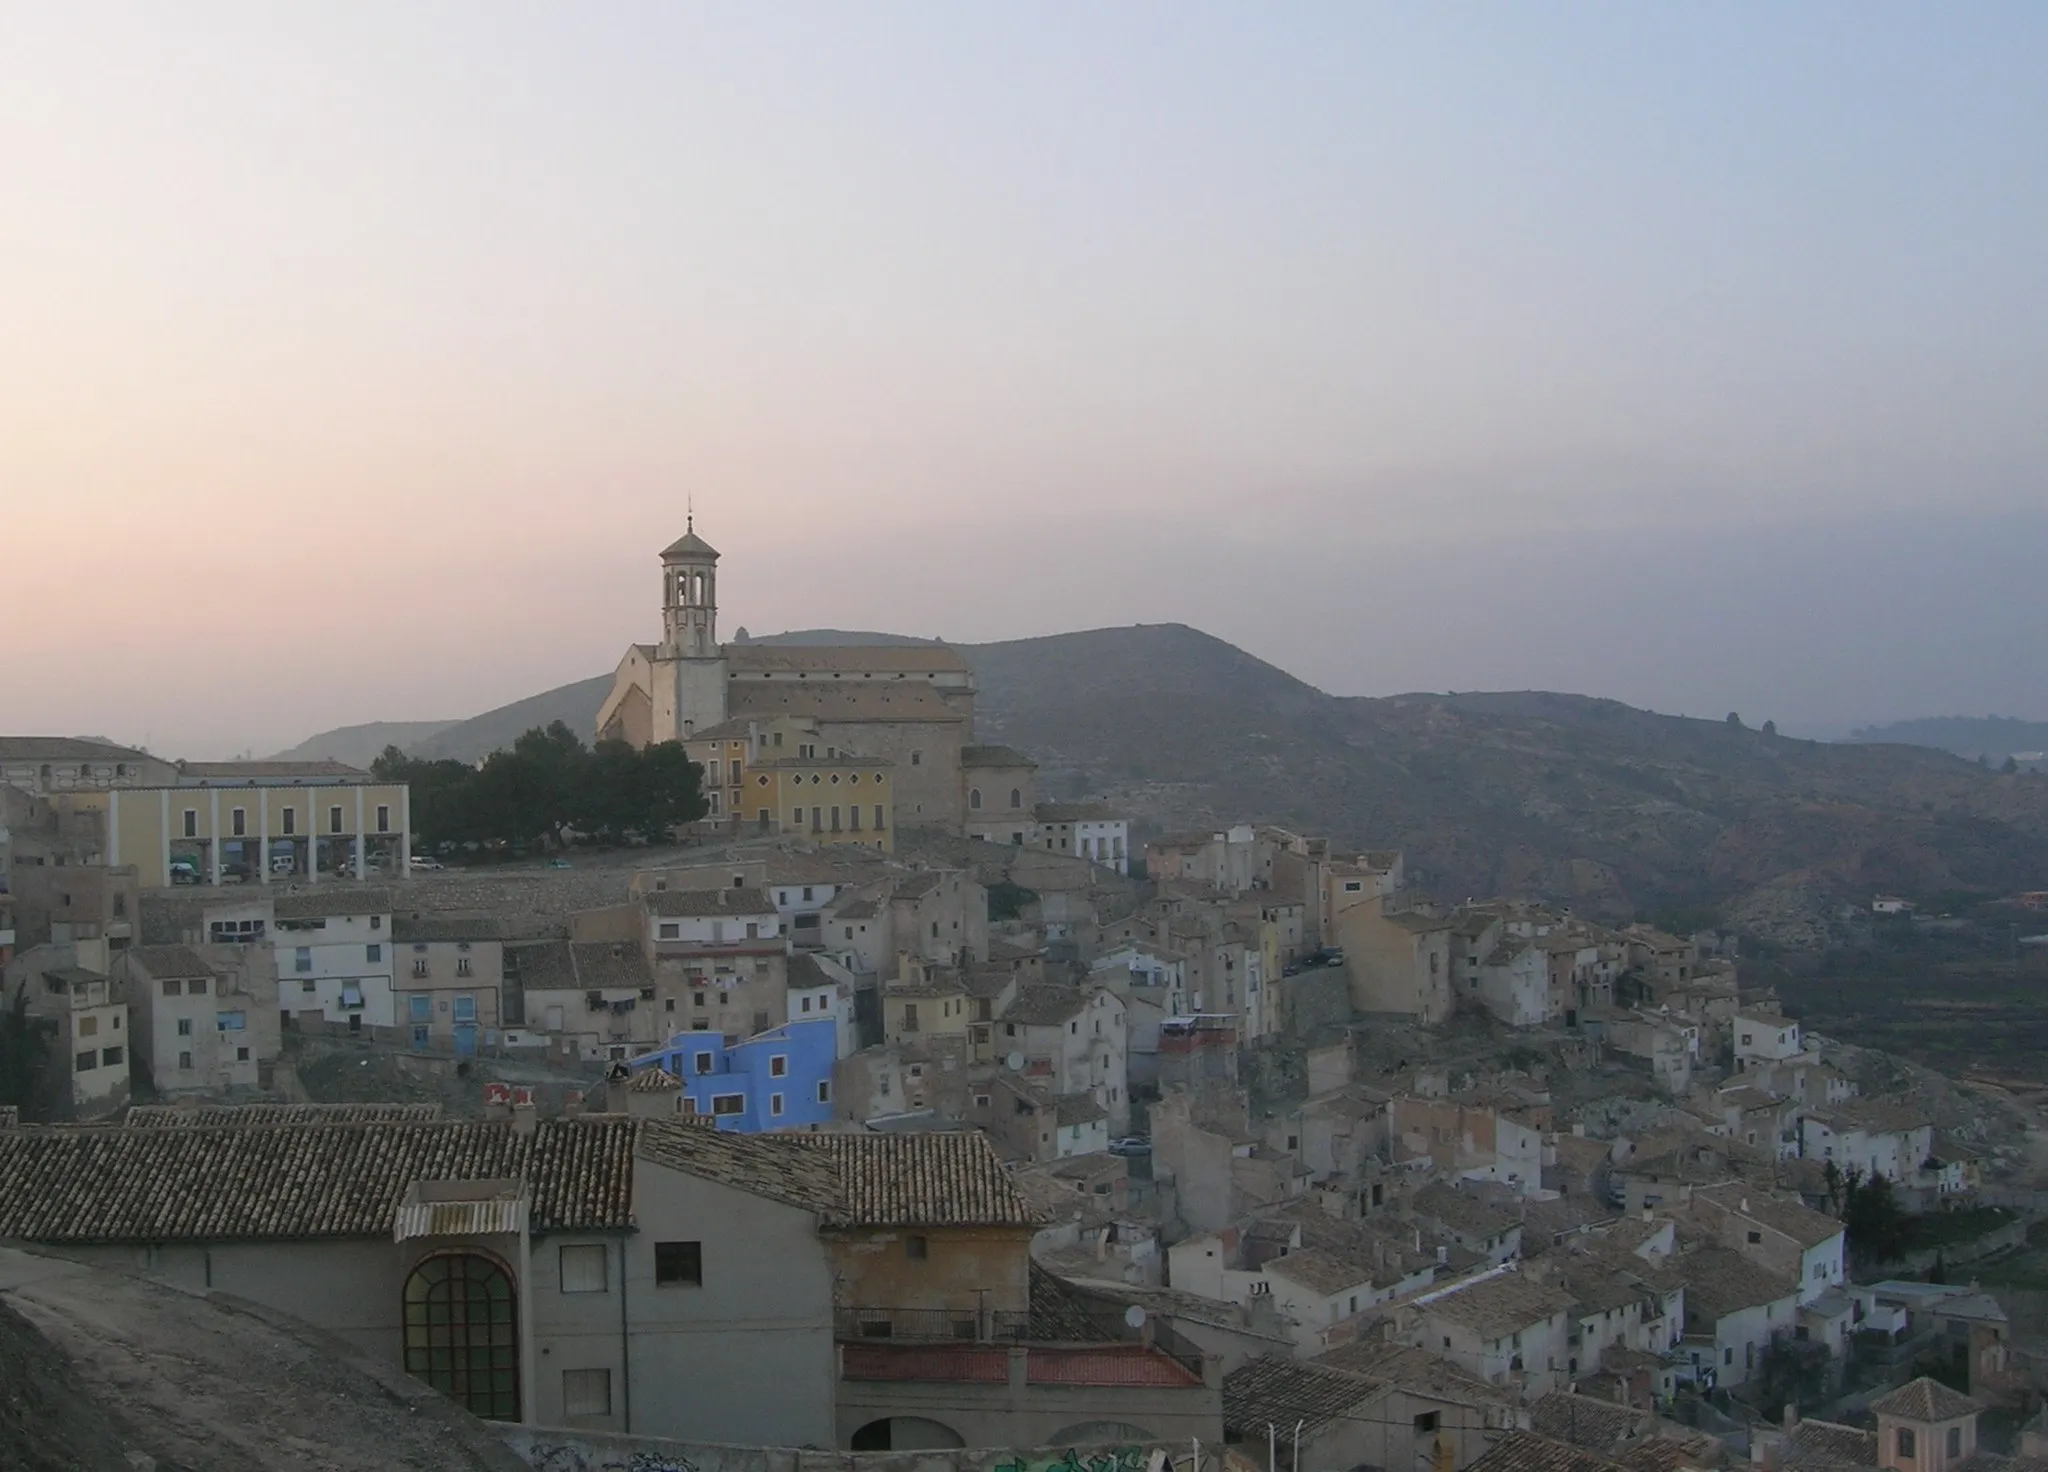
[404,673,616,762]
[265,719,454,769]
[277,623,2048,941]
[1848,715,2048,763]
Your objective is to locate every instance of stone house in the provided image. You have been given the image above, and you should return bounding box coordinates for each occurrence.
[1389,1097,1546,1195]
[1407,1267,1577,1398]
[1677,1246,1800,1390]
[1800,1100,1936,1187]
[116,942,279,1094]
[7,939,130,1119]
[391,914,503,1053]
[959,744,1037,844]
[994,982,1130,1135]
[1687,1184,1845,1307]
[1339,900,1453,1023]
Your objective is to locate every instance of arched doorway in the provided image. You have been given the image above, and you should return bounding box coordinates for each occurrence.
[402,1251,520,1420]
[849,1416,966,1450]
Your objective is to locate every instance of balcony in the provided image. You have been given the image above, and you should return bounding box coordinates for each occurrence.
[837,1306,1032,1342]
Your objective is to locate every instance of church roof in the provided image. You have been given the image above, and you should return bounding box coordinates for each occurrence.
[660,528,719,560]
[726,643,970,674]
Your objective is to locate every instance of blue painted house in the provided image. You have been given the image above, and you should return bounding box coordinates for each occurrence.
[631,1015,838,1131]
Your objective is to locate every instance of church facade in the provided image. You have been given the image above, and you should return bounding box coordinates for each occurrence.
[595,523,977,830]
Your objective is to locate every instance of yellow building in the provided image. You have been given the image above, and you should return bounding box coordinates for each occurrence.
[683,716,894,851]
[61,766,412,888]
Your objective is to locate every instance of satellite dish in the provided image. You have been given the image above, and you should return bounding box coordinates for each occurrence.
[1006,1051,1025,1071]
[1123,1304,1147,1330]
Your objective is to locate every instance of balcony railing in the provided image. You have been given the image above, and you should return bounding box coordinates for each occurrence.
[835,1306,1031,1342]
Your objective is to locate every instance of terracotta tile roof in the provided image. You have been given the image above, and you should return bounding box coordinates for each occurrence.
[1417,1269,1575,1337]
[1784,1419,1879,1468]
[173,760,370,781]
[1309,1341,1519,1410]
[1467,1432,1637,1472]
[1034,802,1119,824]
[1869,1377,1982,1422]
[1414,1181,1519,1240]
[569,941,652,991]
[627,1068,681,1093]
[813,1131,1039,1228]
[273,889,393,920]
[1621,1437,1722,1472]
[1002,983,1090,1027]
[644,886,775,917]
[634,1119,845,1219]
[728,643,967,674]
[1028,1263,1109,1341]
[1267,1248,1377,1296]
[507,939,576,990]
[0,1117,636,1242]
[392,914,504,943]
[120,944,218,979]
[1054,1093,1107,1127]
[0,735,153,763]
[124,1104,442,1128]
[1225,1355,1384,1437]
[1678,1247,1799,1322]
[960,744,1036,768]
[1531,1392,1653,1449]
[1692,1184,1844,1250]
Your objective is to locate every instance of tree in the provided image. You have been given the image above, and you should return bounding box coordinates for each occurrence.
[2004,756,2021,774]
[1823,1159,1844,1214]
[0,981,52,1116]
[1762,720,1778,737]
[1842,1169,1909,1266]
[1727,713,1744,728]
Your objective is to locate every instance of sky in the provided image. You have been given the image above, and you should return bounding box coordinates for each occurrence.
[4,3,2045,756]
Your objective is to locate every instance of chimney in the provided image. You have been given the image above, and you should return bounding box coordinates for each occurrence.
[511,1100,538,1137]
[1783,1403,1800,1430]
[564,1089,585,1119]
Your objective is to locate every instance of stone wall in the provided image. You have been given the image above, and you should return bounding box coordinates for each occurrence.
[504,1429,1199,1472]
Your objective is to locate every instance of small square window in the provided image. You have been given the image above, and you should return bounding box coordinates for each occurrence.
[654,1240,702,1287]
[906,1235,929,1261]
[559,1243,609,1293]
[770,1055,788,1078]
[561,1367,611,1418]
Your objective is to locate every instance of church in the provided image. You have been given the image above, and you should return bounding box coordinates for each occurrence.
[595,521,982,830]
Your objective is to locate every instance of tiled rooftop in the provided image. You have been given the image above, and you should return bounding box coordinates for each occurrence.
[124,1103,442,1128]
[814,1132,1039,1228]
[1869,1376,1982,1423]
[1466,1432,1636,1472]
[1225,1355,1383,1438]
[1530,1391,1652,1449]
[645,886,776,917]
[1418,1269,1575,1337]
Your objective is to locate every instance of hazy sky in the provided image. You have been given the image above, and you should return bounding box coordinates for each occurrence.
[5,3,2045,756]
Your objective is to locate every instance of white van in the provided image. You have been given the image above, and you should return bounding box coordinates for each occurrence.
[270,854,297,876]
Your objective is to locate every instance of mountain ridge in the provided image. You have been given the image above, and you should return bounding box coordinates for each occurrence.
[273,623,2048,939]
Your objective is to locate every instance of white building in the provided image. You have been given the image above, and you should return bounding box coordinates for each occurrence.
[268,891,397,1030]
[996,983,1131,1136]
[1689,1184,1847,1308]
[1801,1102,1936,1184]
[1733,1011,1804,1069]
[1473,940,1551,1028]
[1678,1247,1800,1390]
[787,952,860,1059]
[1405,1267,1576,1398]
[1033,803,1131,876]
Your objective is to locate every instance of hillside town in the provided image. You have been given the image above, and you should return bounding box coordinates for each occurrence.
[5,528,2048,1471]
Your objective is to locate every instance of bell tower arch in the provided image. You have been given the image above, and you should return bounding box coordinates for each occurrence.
[654,514,728,740]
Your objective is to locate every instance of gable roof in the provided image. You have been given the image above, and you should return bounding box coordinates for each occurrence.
[1680,1247,1799,1321]
[120,945,218,980]
[0,1117,637,1242]
[124,1103,441,1128]
[1417,1269,1575,1337]
[1870,1377,1982,1423]
[727,643,967,674]
[645,886,775,918]
[1531,1391,1654,1450]
[1225,1355,1386,1438]
[1466,1432,1637,1472]
[1267,1248,1378,1296]
[633,1119,844,1219]
[1693,1183,1844,1250]
[812,1131,1037,1228]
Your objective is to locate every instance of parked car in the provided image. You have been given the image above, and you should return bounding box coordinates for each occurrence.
[547,858,573,870]
[408,856,445,872]
[168,859,201,885]
[1108,1137,1151,1157]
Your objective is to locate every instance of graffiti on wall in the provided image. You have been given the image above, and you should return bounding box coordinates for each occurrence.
[994,1448,1162,1472]
[528,1444,700,1472]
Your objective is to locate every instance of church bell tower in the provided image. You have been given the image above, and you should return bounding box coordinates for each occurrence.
[656,515,727,738]
[660,515,719,656]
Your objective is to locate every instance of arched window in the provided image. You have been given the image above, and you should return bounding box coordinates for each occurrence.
[910,751,922,767]
[970,789,982,810]
[1009,788,1021,809]
[403,1252,520,1421]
